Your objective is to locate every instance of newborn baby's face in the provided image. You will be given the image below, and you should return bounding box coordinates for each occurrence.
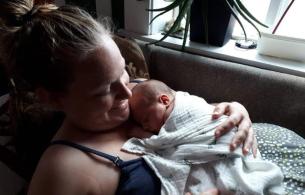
[129,96,166,133]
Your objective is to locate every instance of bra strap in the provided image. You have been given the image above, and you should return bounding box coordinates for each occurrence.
[49,140,124,167]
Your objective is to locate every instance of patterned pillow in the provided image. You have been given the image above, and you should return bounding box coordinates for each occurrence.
[0,87,63,181]
[254,123,305,194]
[113,35,150,80]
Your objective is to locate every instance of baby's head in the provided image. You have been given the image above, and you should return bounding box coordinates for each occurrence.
[129,80,175,133]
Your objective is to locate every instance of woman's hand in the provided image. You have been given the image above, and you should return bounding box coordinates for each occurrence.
[212,102,257,157]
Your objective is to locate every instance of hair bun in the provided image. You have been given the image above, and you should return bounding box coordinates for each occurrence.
[0,0,34,27]
[6,8,35,26]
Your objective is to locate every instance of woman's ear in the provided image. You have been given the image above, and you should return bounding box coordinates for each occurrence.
[35,87,63,110]
[159,94,170,106]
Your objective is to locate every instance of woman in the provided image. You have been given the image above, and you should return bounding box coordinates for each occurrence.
[0,1,255,194]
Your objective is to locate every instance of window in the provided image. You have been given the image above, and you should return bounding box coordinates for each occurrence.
[151,0,305,41]
[274,0,305,39]
[120,0,305,78]
[232,0,305,40]
[232,0,271,40]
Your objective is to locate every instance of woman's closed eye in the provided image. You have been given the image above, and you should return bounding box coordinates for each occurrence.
[93,87,111,97]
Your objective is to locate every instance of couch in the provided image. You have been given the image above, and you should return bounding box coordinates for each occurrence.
[137,40,305,138]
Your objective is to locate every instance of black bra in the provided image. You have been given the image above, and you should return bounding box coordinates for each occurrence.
[49,140,161,195]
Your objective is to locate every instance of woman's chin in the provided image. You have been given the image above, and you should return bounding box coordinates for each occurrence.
[106,106,130,128]
[76,104,131,132]
[110,101,129,115]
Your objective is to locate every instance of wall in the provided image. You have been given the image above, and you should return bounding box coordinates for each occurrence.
[54,0,112,18]
[96,0,112,18]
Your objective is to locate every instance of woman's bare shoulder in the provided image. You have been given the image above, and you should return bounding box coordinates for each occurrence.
[28,144,119,195]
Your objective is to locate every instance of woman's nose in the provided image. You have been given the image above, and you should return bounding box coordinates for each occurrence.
[116,81,132,100]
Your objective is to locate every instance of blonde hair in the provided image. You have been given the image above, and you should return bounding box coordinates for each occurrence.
[0,0,110,92]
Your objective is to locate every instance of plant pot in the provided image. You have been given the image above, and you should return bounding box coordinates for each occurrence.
[112,0,125,29]
[257,32,305,62]
[190,0,236,46]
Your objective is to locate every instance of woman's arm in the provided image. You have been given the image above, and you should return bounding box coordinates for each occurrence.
[212,102,257,157]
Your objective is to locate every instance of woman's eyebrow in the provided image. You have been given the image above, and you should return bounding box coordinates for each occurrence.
[89,85,108,96]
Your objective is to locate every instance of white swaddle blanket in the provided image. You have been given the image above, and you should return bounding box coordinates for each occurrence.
[122,92,284,195]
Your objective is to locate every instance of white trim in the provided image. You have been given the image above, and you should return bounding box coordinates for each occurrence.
[262,33,305,44]
[267,0,290,32]
[265,0,281,28]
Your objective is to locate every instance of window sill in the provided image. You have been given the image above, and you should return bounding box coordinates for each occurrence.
[118,29,305,78]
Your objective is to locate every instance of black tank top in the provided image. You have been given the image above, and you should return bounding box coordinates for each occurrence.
[49,140,161,195]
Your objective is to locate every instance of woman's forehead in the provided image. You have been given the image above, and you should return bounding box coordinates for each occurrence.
[78,40,124,78]
[71,39,125,90]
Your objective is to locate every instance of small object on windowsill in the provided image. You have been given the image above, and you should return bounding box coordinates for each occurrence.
[257,32,305,62]
[161,31,183,39]
[162,19,185,39]
[235,40,257,49]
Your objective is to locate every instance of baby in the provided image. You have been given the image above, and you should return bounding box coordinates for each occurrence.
[129,79,176,134]
[124,79,284,195]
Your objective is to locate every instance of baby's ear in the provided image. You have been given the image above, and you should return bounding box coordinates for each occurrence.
[159,94,170,106]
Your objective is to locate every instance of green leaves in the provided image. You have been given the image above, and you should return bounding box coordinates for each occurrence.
[229,0,268,38]
[147,0,268,50]
[235,0,268,28]
[148,0,193,50]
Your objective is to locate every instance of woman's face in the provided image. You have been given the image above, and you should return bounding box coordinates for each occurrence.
[59,36,132,131]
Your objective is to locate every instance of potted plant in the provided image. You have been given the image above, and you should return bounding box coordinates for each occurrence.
[148,0,268,50]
